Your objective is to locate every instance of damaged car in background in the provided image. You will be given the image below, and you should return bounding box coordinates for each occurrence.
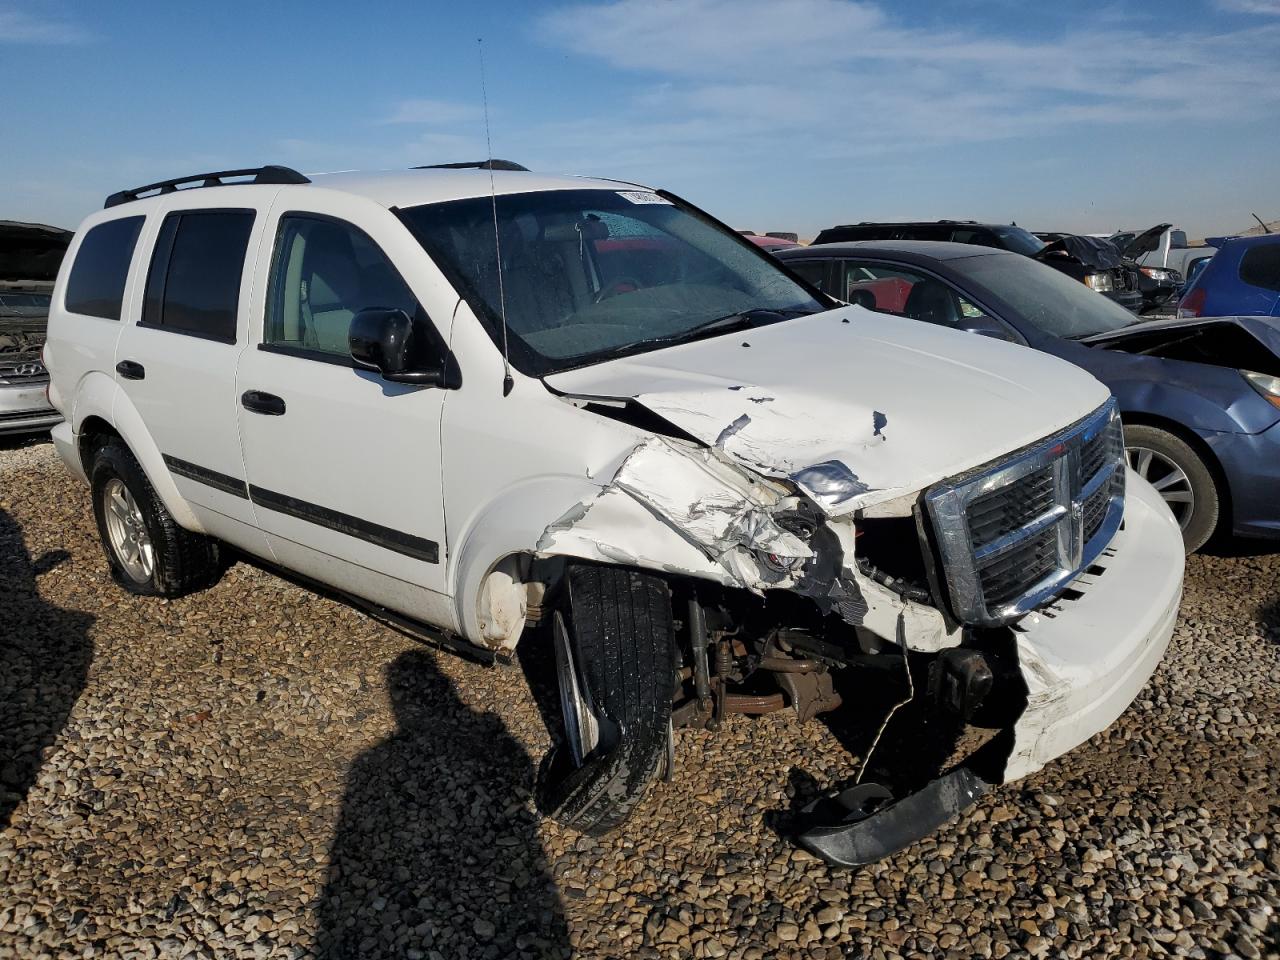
[779,239,1280,552]
[46,163,1184,866]
[1,220,72,434]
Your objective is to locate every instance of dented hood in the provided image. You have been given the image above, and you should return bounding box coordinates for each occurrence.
[546,307,1110,512]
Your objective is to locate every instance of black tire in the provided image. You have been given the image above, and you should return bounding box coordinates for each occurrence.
[90,439,223,597]
[536,564,676,835]
[1124,424,1220,553]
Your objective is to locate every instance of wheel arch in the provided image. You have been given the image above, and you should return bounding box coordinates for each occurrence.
[450,474,730,654]
[73,378,204,532]
[1120,410,1232,533]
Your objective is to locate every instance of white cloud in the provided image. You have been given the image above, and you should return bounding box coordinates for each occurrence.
[535,0,1280,163]
[383,98,479,126]
[1216,0,1280,13]
[0,6,89,43]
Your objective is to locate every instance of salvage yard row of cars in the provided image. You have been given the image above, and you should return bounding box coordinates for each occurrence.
[6,161,1279,866]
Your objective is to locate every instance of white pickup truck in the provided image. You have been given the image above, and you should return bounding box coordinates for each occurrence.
[44,163,1184,865]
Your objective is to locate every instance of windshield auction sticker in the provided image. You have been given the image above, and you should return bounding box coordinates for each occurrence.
[617,191,672,205]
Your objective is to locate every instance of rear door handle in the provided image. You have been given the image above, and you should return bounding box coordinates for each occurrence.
[116,360,145,380]
[241,390,286,416]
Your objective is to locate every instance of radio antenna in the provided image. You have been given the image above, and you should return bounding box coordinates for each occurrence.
[478,38,514,396]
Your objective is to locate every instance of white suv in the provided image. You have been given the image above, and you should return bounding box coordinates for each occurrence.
[45,162,1184,864]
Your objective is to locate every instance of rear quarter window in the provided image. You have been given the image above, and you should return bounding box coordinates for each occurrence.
[1239,244,1280,292]
[64,216,145,320]
[143,209,255,342]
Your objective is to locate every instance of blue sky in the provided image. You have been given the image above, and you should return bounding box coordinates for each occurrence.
[3,0,1278,240]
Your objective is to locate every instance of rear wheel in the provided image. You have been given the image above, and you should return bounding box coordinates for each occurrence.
[90,440,223,597]
[537,564,677,834]
[1124,424,1219,553]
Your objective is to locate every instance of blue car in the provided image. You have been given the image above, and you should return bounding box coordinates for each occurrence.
[778,241,1280,551]
[1178,233,1280,319]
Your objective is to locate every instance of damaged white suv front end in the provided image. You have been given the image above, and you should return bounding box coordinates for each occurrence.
[530,301,1184,864]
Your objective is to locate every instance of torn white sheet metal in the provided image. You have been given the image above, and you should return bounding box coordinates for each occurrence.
[539,436,813,592]
[544,308,1110,514]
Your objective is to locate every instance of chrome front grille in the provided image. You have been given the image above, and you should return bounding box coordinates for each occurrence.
[924,399,1125,625]
[0,360,48,384]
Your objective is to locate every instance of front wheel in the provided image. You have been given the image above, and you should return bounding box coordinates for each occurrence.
[537,564,676,835]
[1124,424,1219,553]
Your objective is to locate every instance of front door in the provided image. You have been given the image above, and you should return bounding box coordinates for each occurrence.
[235,201,453,620]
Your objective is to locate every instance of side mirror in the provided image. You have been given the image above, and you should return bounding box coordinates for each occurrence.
[958,314,1014,341]
[349,308,458,387]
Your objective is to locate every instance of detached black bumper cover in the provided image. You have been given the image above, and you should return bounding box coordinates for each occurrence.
[795,767,990,868]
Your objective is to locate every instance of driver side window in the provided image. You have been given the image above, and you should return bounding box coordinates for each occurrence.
[839,261,966,327]
[265,215,419,360]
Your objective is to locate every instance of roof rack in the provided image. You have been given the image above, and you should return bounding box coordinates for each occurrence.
[103,165,311,209]
[413,159,529,172]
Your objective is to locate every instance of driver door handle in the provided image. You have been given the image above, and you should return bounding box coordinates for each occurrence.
[241,390,286,416]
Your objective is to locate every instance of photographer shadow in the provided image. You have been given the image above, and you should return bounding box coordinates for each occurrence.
[0,506,92,830]
[316,649,569,959]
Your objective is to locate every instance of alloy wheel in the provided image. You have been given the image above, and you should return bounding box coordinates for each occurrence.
[1127,445,1194,530]
[552,610,600,765]
[102,478,155,583]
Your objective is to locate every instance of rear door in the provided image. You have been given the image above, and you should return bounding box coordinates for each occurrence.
[234,195,452,611]
[113,198,270,542]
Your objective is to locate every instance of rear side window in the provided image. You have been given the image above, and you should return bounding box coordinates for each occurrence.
[64,216,144,320]
[143,209,255,342]
[265,215,419,359]
[785,260,829,293]
[1239,244,1280,292]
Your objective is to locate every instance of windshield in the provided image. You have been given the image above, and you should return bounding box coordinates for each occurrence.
[991,226,1045,256]
[951,251,1140,339]
[399,189,824,375]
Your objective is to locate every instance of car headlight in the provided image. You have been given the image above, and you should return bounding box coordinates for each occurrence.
[1084,272,1114,293]
[1242,370,1280,410]
[1139,266,1173,281]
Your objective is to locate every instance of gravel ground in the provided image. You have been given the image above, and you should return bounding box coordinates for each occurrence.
[1,438,1277,960]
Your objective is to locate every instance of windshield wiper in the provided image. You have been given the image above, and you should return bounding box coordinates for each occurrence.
[589,307,810,362]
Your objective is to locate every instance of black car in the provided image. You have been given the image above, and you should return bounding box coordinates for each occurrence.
[814,220,1141,312]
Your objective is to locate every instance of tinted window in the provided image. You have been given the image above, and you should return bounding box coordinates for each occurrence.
[840,261,963,324]
[64,217,144,320]
[143,210,254,342]
[1239,243,1280,292]
[785,260,829,292]
[266,216,419,358]
[989,227,1045,256]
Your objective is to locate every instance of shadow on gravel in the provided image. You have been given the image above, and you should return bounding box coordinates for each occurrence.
[316,649,569,959]
[0,505,93,830]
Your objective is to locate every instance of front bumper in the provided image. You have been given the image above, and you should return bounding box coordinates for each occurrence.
[1000,467,1184,781]
[1203,418,1280,539]
[0,380,61,435]
[797,471,1183,866]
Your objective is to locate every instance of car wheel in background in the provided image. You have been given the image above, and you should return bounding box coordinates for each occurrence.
[537,563,676,835]
[90,439,224,597]
[1124,424,1219,553]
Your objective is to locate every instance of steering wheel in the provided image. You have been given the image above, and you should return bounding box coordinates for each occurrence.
[595,278,642,303]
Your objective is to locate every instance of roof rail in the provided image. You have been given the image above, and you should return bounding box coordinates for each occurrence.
[413,159,529,172]
[103,165,311,209]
